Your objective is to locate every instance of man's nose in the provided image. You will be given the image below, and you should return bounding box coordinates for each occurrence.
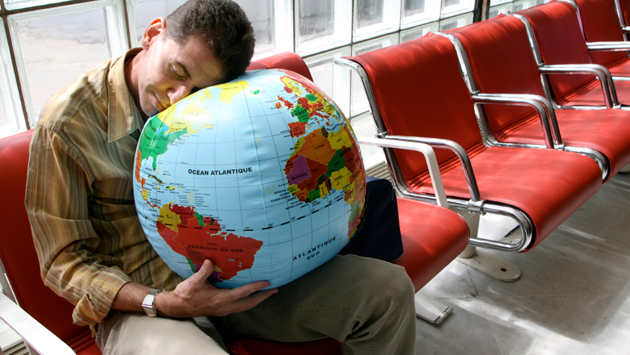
[167,83,192,106]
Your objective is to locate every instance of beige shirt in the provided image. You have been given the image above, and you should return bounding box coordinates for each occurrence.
[25,48,182,328]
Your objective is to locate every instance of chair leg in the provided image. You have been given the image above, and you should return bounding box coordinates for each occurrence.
[414,292,453,326]
[620,162,630,173]
[456,212,522,282]
[458,246,521,281]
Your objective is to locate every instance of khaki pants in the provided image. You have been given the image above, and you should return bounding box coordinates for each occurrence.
[96,255,417,355]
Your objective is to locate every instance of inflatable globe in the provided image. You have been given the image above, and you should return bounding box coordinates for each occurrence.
[133,69,366,289]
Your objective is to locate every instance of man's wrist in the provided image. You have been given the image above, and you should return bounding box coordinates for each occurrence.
[141,289,164,317]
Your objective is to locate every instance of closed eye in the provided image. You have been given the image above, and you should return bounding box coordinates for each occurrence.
[171,65,187,81]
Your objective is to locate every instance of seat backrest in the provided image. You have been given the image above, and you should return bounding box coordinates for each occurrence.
[448,15,545,135]
[247,52,314,82]
[575,0,627,66]
[348,33,484,183]
[517,1,595,102]
[0,130,95,352]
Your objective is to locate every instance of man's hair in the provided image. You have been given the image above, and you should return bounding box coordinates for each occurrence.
[165,0,255,82]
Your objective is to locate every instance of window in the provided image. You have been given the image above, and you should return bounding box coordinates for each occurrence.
[489,0,512,6]
[512,0,537,12]
[4,0,73,11]
[353,0,401,42]
[488,3,513,19]
[0,0,482,137]
[401,0,441,29]
[236,0,293,60]
[0,18,24,138]
[8,0,127,123]
[295,0,351,56]
[441,0,475,18]
[127,0,187,45]
[400,22,439,42]
[440,12,474,30]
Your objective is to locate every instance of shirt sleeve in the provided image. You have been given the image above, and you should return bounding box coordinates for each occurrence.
[25,125,132,327]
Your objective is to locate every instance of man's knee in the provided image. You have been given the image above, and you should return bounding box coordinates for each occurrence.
[97,312,229,355]
[340,255,415,303]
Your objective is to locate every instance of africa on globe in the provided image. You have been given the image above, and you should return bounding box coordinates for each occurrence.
[133,68,366,289]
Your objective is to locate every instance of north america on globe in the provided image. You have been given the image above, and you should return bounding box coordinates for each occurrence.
[133,69,366,289]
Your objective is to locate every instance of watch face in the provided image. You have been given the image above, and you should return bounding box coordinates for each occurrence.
[142,291,159,317]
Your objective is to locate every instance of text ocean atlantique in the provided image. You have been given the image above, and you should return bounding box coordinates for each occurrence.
[188,167,253,176]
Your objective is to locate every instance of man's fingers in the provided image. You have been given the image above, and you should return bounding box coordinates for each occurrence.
[227,280,273,299]
[220,288,278,315]
[188,259,215,284]
[213,282,277,314]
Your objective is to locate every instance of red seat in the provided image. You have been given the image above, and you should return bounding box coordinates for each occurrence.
[0,52,470,355]
[345,33,602,252]
[514,1,630,108]
[447,14,630,180]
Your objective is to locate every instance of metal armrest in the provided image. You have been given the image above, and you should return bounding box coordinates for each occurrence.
[362,134,534,251]
[358,136,450,207]
[539,64,618,108]
[0,292,75,355]
[361,134,482,205]
[472,93,561,149]
[586,41,630,52]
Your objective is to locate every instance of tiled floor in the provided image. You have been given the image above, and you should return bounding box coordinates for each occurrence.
[416,172,630,354]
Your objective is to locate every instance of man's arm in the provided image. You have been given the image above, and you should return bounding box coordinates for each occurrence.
[28,126,277,324]
[113,259,277,318]
[26,126,133,326]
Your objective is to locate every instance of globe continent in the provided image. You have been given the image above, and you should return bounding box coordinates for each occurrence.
[133,69,366,289]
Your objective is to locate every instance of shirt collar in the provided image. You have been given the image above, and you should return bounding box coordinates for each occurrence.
[107,47,144,143]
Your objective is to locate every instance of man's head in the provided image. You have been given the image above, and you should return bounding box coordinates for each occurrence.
[164,0,255,83]
[126,0,255,119]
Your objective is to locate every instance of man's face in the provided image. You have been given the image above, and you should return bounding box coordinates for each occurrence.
[130,19,225,118]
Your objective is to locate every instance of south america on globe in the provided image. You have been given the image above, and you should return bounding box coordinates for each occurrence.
[133,68,366,289]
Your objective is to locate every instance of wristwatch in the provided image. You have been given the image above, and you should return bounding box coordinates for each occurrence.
[142,289,164,317]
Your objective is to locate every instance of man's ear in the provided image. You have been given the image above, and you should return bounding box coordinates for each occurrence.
[141,17,167,49]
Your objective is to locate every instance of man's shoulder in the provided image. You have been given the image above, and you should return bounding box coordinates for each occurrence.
[37,59,114,132]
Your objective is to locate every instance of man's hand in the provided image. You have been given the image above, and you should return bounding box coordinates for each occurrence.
[157,259,278,318]
[112,259,277,318]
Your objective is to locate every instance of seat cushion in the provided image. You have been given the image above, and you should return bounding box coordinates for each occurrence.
[76,342,102,355]
[553,79,630,107]
[407,146,602,250]
[493,109,630,177]
[393,198,469,289]
[606,56,630,78]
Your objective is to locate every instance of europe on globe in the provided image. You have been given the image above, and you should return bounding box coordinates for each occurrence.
[133,68,366,289]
